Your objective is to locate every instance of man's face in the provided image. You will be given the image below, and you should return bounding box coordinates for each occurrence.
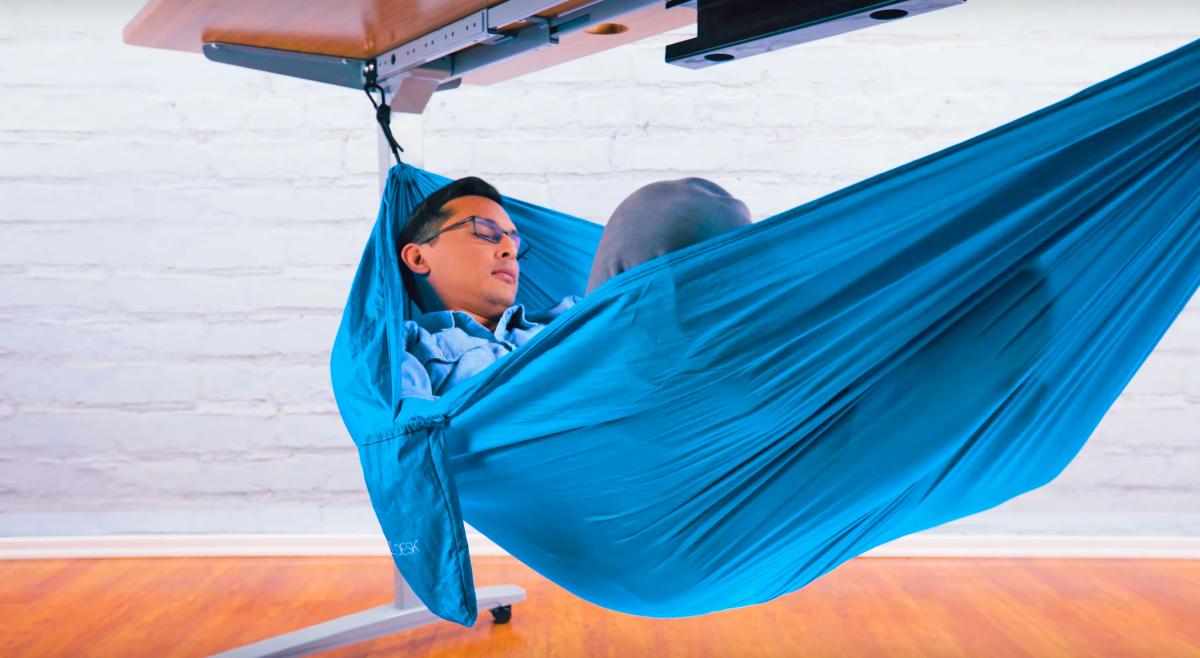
[401,195,521,319]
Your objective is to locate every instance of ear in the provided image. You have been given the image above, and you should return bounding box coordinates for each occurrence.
[401,243,431,276]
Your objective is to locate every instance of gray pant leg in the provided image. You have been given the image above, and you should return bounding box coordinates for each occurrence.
[585,177,753,294]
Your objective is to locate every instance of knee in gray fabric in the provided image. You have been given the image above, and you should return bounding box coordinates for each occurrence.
[585,177,753,294]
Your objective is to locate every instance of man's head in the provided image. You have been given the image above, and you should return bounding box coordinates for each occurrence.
[397,176,525,329]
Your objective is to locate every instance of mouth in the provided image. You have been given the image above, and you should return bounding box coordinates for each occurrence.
[493,270,516,284]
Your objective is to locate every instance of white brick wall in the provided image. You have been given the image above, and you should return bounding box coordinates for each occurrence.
[1,0,1197,538]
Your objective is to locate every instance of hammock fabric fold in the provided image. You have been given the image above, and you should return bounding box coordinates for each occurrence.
[330,38,1200,627]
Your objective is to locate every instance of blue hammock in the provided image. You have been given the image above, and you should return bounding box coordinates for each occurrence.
[330,38,1200,627]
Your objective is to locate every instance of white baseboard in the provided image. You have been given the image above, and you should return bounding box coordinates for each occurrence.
[1,532,1198,560]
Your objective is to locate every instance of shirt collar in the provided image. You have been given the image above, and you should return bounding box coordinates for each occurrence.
[416,303,534,341]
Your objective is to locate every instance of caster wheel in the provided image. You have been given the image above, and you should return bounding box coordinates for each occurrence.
[489,604,512,624]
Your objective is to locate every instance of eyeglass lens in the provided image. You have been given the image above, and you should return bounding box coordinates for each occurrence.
[474,216,529,258]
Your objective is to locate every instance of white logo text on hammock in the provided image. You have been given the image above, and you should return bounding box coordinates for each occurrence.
[391,539,421,556]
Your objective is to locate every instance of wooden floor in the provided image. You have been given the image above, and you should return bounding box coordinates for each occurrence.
[2,556,1198,657]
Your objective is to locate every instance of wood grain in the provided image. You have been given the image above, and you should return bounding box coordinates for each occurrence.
[2,556,1198,657]
[123,0,499,57]
[121,0,696,87]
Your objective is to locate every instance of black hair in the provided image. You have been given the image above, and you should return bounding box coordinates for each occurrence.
[397,176,504,256]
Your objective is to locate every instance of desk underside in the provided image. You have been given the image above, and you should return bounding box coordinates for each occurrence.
[122,0,695,86]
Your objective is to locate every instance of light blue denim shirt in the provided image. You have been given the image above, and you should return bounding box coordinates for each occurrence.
[401,294,582,399]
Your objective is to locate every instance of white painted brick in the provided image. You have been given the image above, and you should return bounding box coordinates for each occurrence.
[0,410,344,453]
[476,137,612,175]
[0,362,201,406]
[545,176,652,223]
[1156,306,1200,354]
[718,176,836,221]
[0,360,336,409]
[420,136,481,173]
[611,133,739,172]
[1,91,187,134]
[201,137,348,179]
[0,272,353,314]
[198,362,334,407]
[1123,352,1200,397]
[1093,405,1200,447]
[0,507,381,535]
[0,179,378,224]
[425,86,577,132]
[0,224,363,269]
[0,138,213,179]
[342,133,384,176]
[0,316,337,361]
[1086,452,1200,490]
[751,92,821,129]
[575,90,639,130]
[740,133,920,176]
[488,177,554,209]
[0,453,364,499]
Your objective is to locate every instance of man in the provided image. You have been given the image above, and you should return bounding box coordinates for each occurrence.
[397,175,753,397]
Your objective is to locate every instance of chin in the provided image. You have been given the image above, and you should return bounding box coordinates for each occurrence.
[488,285,518,307]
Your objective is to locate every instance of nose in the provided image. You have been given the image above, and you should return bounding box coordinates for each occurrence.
[497,234,519,260]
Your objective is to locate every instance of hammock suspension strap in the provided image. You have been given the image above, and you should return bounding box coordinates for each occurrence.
[363,60,405,165]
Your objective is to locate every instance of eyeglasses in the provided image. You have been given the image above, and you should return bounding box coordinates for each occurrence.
[417,215,532,261]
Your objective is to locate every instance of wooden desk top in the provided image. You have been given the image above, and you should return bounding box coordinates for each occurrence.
[122,0,695,86]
